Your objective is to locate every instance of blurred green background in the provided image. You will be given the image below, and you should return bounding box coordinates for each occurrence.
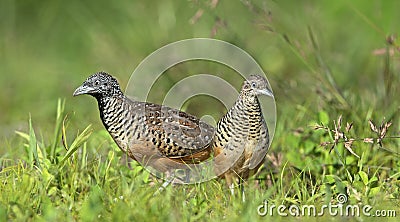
[1,0,400,221]
[1,0,399,138]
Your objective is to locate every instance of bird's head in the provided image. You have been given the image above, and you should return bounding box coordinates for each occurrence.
[241,74,274,98]
[73,71,123,98]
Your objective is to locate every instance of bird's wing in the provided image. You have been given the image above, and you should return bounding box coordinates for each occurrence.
[141,102,215,158]
[249,120,270,169]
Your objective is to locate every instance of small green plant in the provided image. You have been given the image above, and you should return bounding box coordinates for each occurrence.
[312,115,399,205]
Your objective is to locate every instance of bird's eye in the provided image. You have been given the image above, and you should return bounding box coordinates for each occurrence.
[251,82,257,87]
[94,81,100,86]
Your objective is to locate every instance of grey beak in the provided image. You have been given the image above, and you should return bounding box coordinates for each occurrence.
[258,88,274,98]
[73,84,95,96]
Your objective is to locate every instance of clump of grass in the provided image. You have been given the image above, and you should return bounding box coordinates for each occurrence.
[15,99,93,170]
[307,114,400,205]
[1,99,94,220]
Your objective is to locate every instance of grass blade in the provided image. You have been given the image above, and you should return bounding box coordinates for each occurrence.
[51,98,66,162]
[28,115,40,169]
[59,124,92,168]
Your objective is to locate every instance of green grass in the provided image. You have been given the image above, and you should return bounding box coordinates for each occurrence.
[1,0,400,221]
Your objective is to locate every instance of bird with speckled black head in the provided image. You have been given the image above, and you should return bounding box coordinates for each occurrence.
[73,71,215,182]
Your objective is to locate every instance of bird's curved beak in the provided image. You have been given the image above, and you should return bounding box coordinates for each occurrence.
[73,84,95,96]
[257,88,274,98]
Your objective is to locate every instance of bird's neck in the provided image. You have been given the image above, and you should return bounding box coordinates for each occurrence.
[96,94,127,129]
[95,94,135,154]
[233,94,263,123]
[216,93,263,141]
